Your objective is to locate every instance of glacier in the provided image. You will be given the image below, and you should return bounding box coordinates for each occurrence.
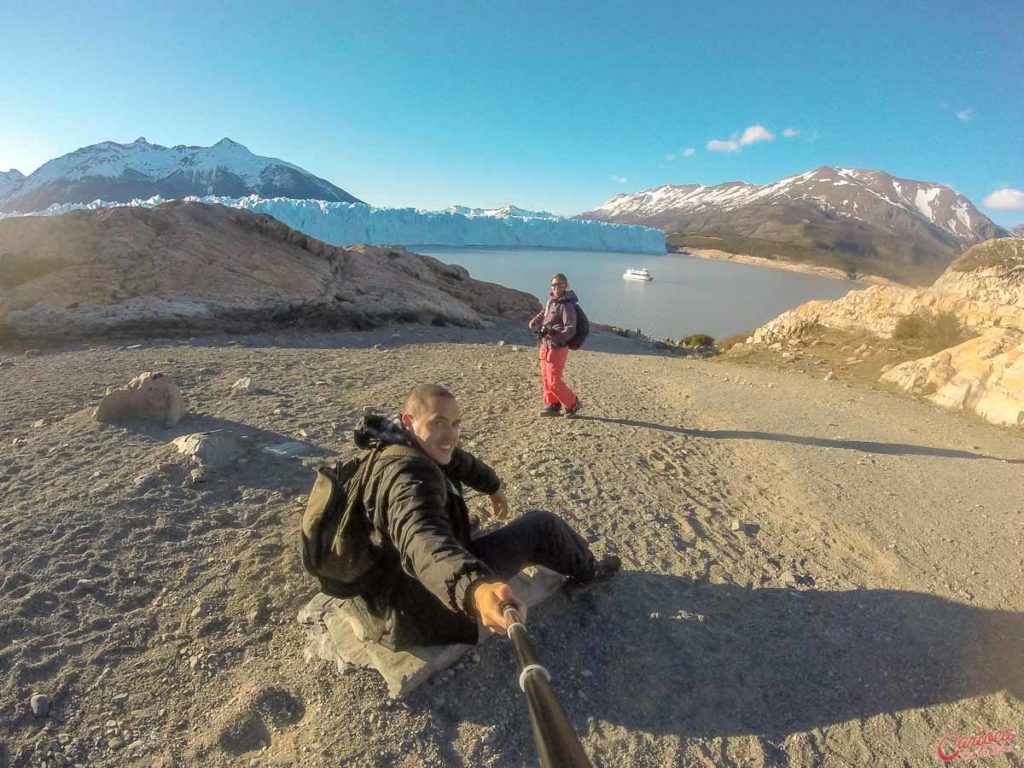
[1,195,666,254]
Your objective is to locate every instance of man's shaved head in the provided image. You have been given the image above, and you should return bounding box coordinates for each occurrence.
[404,384,457,418]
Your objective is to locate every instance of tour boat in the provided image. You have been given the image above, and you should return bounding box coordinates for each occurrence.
[622,268,653,281]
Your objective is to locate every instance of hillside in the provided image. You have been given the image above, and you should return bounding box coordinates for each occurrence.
[0,202,538,344]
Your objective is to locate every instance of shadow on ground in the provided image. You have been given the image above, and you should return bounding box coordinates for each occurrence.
[408,575,1023,746]
[579,416,1023,463]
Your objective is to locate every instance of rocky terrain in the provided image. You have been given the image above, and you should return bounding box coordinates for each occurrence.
[0,201,539,345]
[745,238,1023,429]
[0,138,361,214]
[578,167,1008,285]
[1,318,1022,768]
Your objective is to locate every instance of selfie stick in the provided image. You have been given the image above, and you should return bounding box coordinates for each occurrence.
[502,605,593,768]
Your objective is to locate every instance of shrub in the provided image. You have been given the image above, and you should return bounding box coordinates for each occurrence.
[892,312,966,352]
[682,333,715,348]
[717,332,751,350]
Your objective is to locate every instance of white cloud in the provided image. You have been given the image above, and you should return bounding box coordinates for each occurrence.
[740,124,775,145]
[683,147,696,157]
[957,107,973,121]
[782,127,799,138]
[707,137,740,153]
[983,188,1024,210]
[665,154,676,162]
[611,175,628,184]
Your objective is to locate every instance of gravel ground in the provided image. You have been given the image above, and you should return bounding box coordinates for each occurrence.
[1,320,1021,767]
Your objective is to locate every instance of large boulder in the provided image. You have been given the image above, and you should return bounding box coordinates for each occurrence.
[0,202,540,343]
[94,372,185,427]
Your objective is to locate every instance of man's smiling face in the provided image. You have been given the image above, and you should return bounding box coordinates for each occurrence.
[402,394,461,465]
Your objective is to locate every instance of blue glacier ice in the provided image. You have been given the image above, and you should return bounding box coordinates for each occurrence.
[1,196,666,254]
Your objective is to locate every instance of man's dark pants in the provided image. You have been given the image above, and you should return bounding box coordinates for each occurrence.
[364,510,597,649]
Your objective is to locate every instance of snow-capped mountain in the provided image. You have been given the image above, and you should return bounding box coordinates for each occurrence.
[578,167,1008,283]
[442,204,558,219]
[0,170,25,200]
[0,138,362,213]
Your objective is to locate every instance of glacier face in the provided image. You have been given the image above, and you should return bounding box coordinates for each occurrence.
[1,195,666,254]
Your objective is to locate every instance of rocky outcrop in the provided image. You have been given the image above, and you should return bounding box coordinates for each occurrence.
[881,329,1024,428]
[753,239,1024,345]
[751,239,1024,429]
[0,201,540,344]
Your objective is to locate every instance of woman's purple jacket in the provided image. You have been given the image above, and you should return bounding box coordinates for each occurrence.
[530,290,579,349]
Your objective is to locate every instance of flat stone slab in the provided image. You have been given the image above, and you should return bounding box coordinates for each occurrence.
[297,566,567,698]
[262,440,320,458]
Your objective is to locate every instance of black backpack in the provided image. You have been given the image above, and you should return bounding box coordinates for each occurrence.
[299,444,419,597]
[567,304,590,350]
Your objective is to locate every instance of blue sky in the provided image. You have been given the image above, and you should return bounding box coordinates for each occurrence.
[2,0,1022,225]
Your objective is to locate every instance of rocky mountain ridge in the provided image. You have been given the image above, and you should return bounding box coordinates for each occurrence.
[0,202,538,344]
[0,138,362,214]
[578,167,1009,284]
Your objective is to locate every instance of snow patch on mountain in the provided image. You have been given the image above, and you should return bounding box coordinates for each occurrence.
[1,196,666,254]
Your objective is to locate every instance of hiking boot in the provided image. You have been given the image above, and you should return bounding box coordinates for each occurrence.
[539,403,562,417]
[569,554,621,588]
[563,398,583,418]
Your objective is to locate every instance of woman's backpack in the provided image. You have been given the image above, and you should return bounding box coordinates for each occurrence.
[567,304,590,350]
[299,444,418,597]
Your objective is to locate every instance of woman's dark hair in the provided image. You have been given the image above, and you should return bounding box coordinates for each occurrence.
[551,273,569,287]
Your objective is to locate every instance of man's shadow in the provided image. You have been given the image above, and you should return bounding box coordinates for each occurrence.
[414,574,1023,741]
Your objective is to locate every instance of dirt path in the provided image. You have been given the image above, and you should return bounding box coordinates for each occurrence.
[1,322,1021,767]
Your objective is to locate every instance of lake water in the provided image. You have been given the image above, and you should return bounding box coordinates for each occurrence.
[414,246,863,339]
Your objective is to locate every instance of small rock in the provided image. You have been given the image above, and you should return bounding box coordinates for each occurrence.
[231,377,255,396]
[30,693,51,717]
[24,349,41,357]
[32,418,46,428]
[108,737,125,751]
[134,472,159,487]
[780,571,799,586]
[298,427,320,439]
[372,343,384,351]
[580,669,593,678]
[824,371,837,381]
[730,519,744,532]
[880,363,894,373]
[0,359,13,368]
[496,340,506,347]
[511,345,521,352]
[188,468,205,485]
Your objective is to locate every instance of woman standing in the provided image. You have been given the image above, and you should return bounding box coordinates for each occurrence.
[528,273,582,418]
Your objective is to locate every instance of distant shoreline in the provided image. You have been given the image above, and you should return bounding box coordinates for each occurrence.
[673,247,904,287]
